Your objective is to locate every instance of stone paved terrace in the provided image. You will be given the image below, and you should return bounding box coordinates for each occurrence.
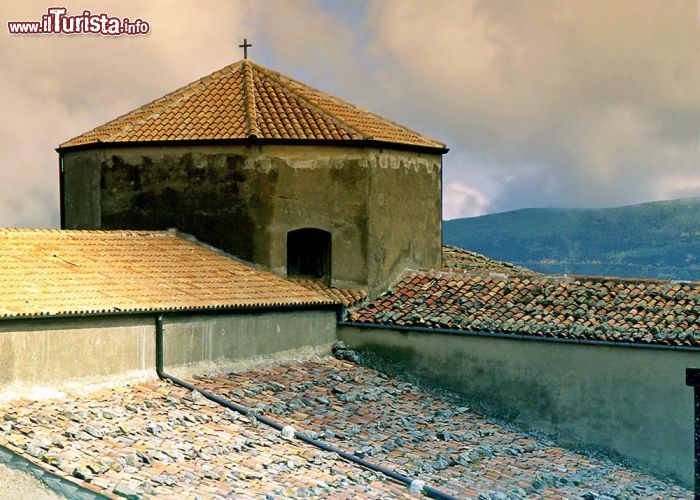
[0,358,691,499]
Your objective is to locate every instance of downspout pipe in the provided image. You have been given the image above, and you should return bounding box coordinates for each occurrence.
[685,368,700,499]
[58,154,65,229]
[154,315,456,500]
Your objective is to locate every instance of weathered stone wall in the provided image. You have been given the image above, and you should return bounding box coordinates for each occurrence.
[61,144,442,294]
[367,153,443,292]
[61,150,101,229]
[339,325,697,487]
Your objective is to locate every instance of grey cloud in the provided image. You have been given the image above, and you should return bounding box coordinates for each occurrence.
[0,0,255,227]
[363,0,700,215]
[0,1,697,226]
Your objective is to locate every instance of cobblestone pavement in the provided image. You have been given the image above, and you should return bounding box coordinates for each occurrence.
[0,357,691,499]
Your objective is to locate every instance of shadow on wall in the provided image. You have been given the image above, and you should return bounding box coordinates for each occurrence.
[338,326,696,488]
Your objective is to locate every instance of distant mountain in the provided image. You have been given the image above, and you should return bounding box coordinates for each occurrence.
[443,198,700,281]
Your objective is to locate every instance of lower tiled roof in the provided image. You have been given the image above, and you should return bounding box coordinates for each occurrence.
[348,271,700,348]
[0,359,688,498]
[290,279,367,307]
[0,229,336,318]
[442,245,534,275]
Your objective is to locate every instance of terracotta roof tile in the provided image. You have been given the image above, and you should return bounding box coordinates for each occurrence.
[0,229,336,318]
[348,271,700,347]
[290,279,367,307]
[60,61,445,151]
[442,245,534,275]
[0,359,688,497]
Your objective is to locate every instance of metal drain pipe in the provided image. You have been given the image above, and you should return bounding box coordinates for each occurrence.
[154,314,457,500]
[686,368,700,499]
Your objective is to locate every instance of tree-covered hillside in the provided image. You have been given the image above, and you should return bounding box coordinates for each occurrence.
[443,198,700,281]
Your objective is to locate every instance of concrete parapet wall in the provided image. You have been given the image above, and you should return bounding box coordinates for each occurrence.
[163,311,337,376]
[0,317,155,388]
[339,325,697,487]
[0,310,337,392]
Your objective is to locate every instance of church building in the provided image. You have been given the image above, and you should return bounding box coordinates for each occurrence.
[57,59,448,294]
[0,49,695,497]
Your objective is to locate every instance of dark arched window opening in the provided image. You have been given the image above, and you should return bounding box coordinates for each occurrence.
[287,228,331,283]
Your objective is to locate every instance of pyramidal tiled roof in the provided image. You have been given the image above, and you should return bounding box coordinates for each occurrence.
[59,60,446,151]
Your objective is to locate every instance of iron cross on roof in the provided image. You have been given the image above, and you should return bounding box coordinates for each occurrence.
[239,38,252,59]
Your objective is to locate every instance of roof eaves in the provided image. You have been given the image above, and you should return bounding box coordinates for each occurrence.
[56,137,449,155]
[0,300,341,322]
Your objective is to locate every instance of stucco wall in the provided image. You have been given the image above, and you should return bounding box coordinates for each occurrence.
[61,144,442,294]
[366,152,443,293]
[0,317,154,386]
[162,310,337,375]
[0,310,337,390]
[339,325,696,487]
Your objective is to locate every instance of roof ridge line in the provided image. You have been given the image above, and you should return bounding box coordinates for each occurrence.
[242,60,260,139]
[252,62,445,148]
[60,61,244,147]
[404,268,700,288]
[319,91,443,147]
[113,62,245,141]
[111,87,201,142]
[355,104,446,148]
[250,62,368,141]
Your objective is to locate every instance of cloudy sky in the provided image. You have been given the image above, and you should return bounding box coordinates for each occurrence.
[0,1,698,226]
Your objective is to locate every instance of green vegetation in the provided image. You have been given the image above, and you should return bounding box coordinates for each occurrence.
[443,198,700,281]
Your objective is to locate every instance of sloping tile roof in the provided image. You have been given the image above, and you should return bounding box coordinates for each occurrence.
[59,60,446,152]
[348,271,700,347]
[442,245,534,275]
[0,359,688,497]
[0,229,336,318]
[290,279,367,307]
